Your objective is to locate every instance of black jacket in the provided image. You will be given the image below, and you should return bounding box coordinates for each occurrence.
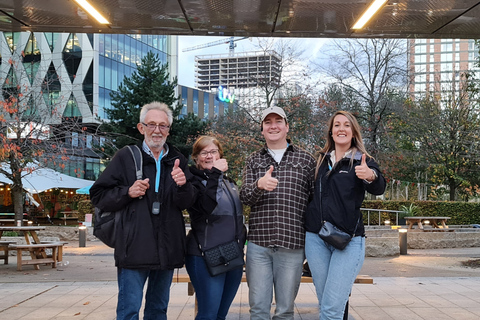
[90,143,197,269]
[186,166,246,256]
[305,151,386,237]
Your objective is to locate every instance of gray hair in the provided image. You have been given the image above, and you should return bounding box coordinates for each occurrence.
[139,102,173,125]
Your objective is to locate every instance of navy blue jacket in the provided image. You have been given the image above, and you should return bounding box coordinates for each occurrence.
[90,143,197,269]
[186,166,246,256]
[305,151,386,237]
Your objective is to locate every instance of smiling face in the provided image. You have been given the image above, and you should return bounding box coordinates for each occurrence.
[331,114,353,149]
[137,109,170,152]
[196,142,221,170]
[261,113,289,146]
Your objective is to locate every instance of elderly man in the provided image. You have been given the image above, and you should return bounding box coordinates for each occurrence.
[90,101,197,320]
[240,106,316,320]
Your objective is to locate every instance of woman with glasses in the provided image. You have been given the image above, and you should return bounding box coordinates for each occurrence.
[185,135,247,320]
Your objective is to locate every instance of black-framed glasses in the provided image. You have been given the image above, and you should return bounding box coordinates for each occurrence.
[142,122,170,131]
[199,149,219,157]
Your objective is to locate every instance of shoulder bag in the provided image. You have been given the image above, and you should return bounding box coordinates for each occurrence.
[316,173,359,250]
[193,178,244,277]
[93,145,142,248]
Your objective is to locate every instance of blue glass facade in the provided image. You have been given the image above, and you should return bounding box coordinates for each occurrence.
[97,34,168,119]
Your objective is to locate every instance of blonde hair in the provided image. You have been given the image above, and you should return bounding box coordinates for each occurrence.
[316,110,372,177]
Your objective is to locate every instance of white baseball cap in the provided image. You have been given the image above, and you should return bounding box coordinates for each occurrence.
[261,106,287,122]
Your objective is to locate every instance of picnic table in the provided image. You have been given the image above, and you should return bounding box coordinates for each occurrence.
[0,226,64,270]
[404,216,451,230]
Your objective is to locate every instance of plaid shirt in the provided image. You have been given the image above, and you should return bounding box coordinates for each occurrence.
[240,144,316,249]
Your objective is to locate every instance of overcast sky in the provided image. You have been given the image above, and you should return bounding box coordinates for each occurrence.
[177,36,331,88]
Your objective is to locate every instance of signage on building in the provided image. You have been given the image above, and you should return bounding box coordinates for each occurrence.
[216,86,235,103]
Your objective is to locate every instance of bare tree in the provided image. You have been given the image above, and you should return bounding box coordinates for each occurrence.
[316,38,408,160]
[401,74,480,201]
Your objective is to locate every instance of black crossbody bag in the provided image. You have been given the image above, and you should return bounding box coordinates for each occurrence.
[317,173,359,250]
[193,179,244,277]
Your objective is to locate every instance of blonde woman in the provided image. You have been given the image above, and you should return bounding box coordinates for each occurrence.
[304,111,386,319]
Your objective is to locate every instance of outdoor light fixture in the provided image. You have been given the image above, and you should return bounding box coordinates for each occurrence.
[352,0,388,29]
[424,220,430,225]
[74,0,110,24]
[399,228,408,255]
[79,225,87,247]
[384,219,391,226]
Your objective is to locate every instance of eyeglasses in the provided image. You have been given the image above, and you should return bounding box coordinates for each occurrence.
[198,149,219,157]
[142,122,170,131]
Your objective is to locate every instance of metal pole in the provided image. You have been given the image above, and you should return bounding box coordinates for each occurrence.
[79,226,87,247]
[399,229,407,255]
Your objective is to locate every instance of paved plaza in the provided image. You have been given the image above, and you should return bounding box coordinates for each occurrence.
[1,241,480,319]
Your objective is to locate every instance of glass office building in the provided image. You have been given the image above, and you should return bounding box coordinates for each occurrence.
[0,31,176,180]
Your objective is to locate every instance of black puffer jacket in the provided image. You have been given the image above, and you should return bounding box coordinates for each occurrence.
[186,166,246,256]
[305,151,386,237]
[90,143,197,269]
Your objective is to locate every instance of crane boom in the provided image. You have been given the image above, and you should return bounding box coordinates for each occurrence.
[182,37,249,54]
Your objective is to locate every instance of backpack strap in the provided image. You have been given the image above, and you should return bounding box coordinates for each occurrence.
[127,145,143,180]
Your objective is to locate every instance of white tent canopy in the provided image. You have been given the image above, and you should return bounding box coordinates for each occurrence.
[0,163,94,194]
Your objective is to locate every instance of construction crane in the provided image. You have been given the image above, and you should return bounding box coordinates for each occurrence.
[182,36,249,55]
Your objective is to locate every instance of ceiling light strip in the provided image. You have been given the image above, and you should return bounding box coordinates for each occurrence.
[74,0,110,24]
[352,0,388,30]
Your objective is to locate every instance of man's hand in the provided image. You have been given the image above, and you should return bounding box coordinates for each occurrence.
[128,178,150,198]
[355,154,375,181]
[171,159,186,186]
[213,158,228,172]
[257,165,278,191]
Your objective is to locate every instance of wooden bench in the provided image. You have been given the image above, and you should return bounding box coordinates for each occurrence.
[8,242,64,271]
[0,241,16,264]
[172,273,373,318]
[404,216,451,230]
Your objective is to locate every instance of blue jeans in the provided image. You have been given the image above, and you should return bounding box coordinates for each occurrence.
[305,231,365,320]
[117,267,174,320]
[245,241,305,320]
[185,254,243,320]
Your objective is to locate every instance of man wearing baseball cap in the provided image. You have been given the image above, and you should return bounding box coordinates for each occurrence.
[240,106,316,320]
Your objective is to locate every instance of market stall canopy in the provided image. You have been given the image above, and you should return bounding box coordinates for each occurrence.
[0,163,94,194]
[75,185,92,195]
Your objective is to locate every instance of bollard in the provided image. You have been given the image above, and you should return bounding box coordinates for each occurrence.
[399,228,407,255]
[79,225,87,247]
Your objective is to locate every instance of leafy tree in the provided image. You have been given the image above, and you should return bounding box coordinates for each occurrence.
[401,74,480,201]
[103,51,208,158]
[104,52,179,150]
[169,110,210,158]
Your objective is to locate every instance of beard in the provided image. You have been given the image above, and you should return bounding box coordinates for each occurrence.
[145,134,167,151]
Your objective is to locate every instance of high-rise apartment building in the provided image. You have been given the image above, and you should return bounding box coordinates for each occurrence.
[409,39,479,100]
[195,51,281,91]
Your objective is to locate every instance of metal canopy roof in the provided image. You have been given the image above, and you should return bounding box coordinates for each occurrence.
[1,0,480,39]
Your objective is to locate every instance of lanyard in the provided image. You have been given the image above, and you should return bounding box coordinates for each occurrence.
[155,150,164,193]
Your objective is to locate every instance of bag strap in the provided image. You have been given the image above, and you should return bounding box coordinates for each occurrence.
[127,145,143,180]
[192,175,239,254]
[318,173,360,236]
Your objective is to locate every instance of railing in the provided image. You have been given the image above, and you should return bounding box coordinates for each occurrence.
[360,208,407,226]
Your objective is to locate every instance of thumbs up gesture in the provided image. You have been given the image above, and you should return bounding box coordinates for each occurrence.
[257,165,279,191]
[171,159,186,186]
[355,154,375,181]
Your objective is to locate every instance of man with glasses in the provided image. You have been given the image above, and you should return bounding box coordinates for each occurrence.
[240,106,316,320]
[90,101,198,320]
